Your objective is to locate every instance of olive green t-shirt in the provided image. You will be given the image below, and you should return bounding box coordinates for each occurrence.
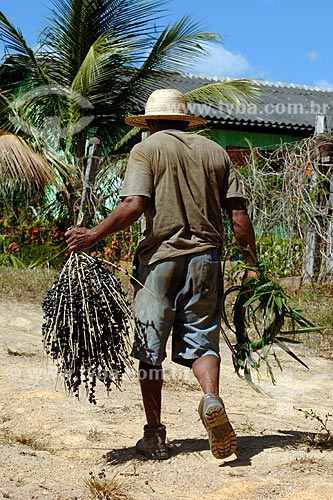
[120,130,246,265]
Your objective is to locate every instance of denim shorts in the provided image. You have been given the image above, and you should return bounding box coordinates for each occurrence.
[131,248,223,367]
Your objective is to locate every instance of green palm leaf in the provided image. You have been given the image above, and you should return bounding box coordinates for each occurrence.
[185,79,262,109]
[139,16,221,72]
[0,11,51,86]
[222,261,325,387]
[185,79,263,123]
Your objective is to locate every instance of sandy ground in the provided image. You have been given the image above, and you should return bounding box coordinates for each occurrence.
[0,298,332,500]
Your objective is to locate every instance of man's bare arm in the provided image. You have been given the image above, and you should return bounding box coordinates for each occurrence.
[65,195,149,253]
[224,197,257,268]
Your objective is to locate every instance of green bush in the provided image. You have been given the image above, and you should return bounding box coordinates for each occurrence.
[0,215,140,268]
[257,236,303,277]
[0,215,67,268]
[226,235,304,278]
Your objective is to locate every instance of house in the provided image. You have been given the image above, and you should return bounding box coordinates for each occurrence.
[161,73,333,165]
[2,54,333,165]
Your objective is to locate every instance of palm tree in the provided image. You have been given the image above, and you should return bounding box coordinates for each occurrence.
[0,0,261,160]
[0,0,262,228]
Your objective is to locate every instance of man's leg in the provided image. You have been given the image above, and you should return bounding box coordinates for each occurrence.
[192,354,219,395]
[132,259,183,460]
[193,354,236,459]
[135,360,169,459]
[139,360,163,427]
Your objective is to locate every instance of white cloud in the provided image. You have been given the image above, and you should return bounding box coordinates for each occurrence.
[315,79,333,89]
[307,50,320,61]
[190,45,253,77]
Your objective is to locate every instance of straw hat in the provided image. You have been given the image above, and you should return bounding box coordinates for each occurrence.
[125,88,207,128]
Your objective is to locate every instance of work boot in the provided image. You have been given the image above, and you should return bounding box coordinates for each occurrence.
[135,424,170,460]
[199,393,237,459]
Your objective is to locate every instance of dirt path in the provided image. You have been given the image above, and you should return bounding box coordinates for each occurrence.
[0,299,332,500]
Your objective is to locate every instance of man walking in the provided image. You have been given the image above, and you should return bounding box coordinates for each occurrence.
[66,88,256,461]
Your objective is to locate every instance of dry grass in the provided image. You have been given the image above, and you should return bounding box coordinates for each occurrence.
[0,132,58,188]
[0,266,56,302]
[234,419,255,433]
[0,413,11,424]
[85,471,132,500]
[3,344,38,357]
[288,456,329,474]
[163,370,200,391]
[0,428,52,452]
[86,428,104,442]
[291,284,333,359]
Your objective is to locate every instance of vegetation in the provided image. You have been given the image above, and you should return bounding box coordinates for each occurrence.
[3,345,38,357]
[237,135,333,282]
[0,1,331,398]
[0,427,52,452]
[85,470,131,500]
[0,0,261,230]
[0,266,56,301]
[221,261,328,387]
[295,408,332,450]
[1,265,331,359]
[0,211,137,269]
[294,283,333,359]
[0,2,261,269]
[0,0,261,155]
[0,214,67,268]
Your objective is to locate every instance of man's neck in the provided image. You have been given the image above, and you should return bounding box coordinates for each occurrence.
[148,119,188,134]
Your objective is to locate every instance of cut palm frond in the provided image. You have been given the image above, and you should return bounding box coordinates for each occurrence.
[42,252,134,404]
[221,261,327,386]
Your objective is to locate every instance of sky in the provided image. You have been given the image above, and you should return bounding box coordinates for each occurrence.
[1,0,333,88]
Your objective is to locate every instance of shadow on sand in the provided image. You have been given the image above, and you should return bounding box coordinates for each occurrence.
[104,429,313,466]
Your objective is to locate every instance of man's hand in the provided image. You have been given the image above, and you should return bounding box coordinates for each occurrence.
[65,195,149,253]
[65,227,97,253]
[243,267,258,280]
[241,267,258,301]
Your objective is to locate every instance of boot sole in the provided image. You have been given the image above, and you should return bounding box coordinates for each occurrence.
[135,447,170,460]
[204,405,237,459]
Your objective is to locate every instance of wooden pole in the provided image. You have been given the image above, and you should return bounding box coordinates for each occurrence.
[325,170,333,276]
[303,116,333,281]
[77,137,101,226]
[303,116,327,281]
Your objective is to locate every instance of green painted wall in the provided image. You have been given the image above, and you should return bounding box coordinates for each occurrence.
[207,128,304,150]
